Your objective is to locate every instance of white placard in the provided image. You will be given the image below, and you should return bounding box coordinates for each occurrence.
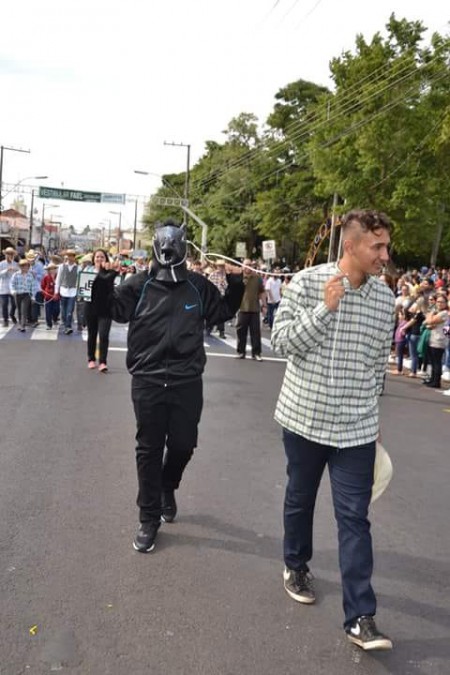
[77,271,121,301]
[262,240,276,261]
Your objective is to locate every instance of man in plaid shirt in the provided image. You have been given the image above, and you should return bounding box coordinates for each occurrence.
[272,209,395,651]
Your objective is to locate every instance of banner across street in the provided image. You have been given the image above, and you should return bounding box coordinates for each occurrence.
[39,186,126,204]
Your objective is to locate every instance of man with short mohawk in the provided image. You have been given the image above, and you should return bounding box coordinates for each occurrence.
[272,209,395,651]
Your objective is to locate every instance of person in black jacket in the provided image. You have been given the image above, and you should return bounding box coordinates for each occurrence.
[92,220,244,553]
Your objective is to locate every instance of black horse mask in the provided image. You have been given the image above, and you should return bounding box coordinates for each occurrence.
[152,221,188,282]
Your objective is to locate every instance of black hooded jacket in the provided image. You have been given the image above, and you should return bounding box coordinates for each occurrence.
[92,268,244,384]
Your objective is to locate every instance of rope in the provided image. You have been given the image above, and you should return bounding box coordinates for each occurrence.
[186,240,296,278]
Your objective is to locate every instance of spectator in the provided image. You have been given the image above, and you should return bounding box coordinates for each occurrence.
[423,295,449,388]
[265,268,282,329]
[206,260,228,338]
[235,259,266,361]
[391,308,408,375]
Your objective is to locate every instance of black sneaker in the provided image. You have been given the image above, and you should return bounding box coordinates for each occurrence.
[346,616,393,651]
[161,490,177,523]
[133,522,159,553]
[283,567,315,604]
[10,316,17,324]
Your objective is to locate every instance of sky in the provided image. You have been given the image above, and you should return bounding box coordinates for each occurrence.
[1,0,448,234]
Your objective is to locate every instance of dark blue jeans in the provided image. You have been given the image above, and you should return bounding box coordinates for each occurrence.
[408,334,420,374]
[60,295,76,329]
[283,428,376,627]
[267,302,280,329]
[45,299,60,327]
[1,293,16,322]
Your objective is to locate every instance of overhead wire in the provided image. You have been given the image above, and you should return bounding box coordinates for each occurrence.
[190,46,448,193]
[199,68,449,207]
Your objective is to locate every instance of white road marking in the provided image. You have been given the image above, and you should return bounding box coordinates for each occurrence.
[30,325,58,340]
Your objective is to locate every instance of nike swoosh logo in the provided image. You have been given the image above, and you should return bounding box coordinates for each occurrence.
[184,304,198,310]
[350,624,361,636]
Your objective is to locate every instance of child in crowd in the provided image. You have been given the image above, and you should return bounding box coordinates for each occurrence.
[10,260,34,332]
[41,263,60,330]
[392,308,409,375]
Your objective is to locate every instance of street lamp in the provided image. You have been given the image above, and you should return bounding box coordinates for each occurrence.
[133,170,183,199]
[0,145,31,213]
[163,141,191,225]
[2,175,48,202]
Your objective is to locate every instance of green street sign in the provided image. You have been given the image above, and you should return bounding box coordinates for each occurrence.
[39,186,101,202]
[38,186,126,204]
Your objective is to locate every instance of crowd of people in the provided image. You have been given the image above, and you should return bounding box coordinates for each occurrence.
[383,267,450,390]
[0,245,147,371]
[1,245,449,383]
[2,211,450,652]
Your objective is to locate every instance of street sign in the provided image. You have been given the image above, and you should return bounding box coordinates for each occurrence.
[100,193,126,204]
[39,186,126,204]
[262,239,276,261]
[151,197,189,207]
[235,242,247,258]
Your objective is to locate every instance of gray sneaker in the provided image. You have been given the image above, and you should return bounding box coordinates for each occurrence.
[346,616,393,650]
[283,567,315,604]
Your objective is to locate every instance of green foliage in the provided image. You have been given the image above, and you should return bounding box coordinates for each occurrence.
[143,16,450,265]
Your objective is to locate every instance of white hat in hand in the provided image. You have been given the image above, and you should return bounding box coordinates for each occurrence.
[371,442,393,503]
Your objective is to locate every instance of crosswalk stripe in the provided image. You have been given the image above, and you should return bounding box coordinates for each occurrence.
[30,326,58,341]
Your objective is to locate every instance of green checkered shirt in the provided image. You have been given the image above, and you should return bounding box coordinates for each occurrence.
[271,263,395,448]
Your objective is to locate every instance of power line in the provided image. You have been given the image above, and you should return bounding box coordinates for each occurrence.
[188,46,448,195]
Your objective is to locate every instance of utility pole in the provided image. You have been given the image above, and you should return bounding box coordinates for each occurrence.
[163,140,191,226]
[29,189,35,248]
[133,198,138,250]
[327,193,339,263]
[0,145,31,214]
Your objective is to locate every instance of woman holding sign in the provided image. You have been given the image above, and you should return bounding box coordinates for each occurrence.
[84,249,113,372]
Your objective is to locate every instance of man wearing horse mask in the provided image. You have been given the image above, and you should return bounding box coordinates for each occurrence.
[92,220,244,552]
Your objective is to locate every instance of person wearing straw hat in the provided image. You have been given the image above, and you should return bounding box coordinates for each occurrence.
[10,260,35,331]
[41,263,60,330]
[25,249,46,326]
[0,247,18,327]
[55,249,79,334]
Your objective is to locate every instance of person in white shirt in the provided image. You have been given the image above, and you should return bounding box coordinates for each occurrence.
[55,249,79,334]
[0,247,18,326]
[265,267,282,329]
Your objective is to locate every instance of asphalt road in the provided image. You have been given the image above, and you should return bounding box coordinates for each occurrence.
[0,327,449,675]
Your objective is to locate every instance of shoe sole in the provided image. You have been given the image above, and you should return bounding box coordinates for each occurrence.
[347,635,393,650]
[283,571,315,604]
[161,513,176,523]
[132,541,156,553]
